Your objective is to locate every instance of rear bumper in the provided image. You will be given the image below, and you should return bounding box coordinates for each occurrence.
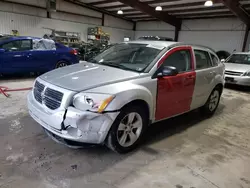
[27,92,119,144]
[225,75,250,86]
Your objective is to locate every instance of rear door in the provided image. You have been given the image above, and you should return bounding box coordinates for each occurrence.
[29,39,58,72]
[191,49,218,110]
[155,46,196,121]
[0,39,33,73]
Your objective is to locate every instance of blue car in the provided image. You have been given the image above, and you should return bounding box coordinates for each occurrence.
[0,36,79,74]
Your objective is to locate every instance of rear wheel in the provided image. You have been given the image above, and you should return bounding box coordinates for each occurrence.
[105,105,148,153]
[201,87,221,116]
[56,61,68,68]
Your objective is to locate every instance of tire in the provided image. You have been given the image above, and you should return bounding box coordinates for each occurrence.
[56,61,68,69]
[201,87,221,116]
[105,105,148,153]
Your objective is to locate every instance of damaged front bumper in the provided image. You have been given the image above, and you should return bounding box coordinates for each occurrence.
[27,92,119,144]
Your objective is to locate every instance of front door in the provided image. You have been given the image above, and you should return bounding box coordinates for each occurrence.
[0,39,33,73]
[155,46,196,121]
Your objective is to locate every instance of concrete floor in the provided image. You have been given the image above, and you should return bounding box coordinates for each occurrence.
[1,77,250,188]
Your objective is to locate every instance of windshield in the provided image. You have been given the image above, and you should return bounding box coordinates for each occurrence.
[226,54,250,64]
[91,43,162,72]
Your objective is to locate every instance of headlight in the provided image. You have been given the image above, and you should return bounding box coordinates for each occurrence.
[243,72,250,76]
[73,93,115,113]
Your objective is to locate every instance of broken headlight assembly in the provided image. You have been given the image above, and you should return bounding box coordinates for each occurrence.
[73,93,115,113]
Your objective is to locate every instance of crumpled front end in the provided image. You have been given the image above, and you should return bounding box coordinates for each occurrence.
[27,92,119,144]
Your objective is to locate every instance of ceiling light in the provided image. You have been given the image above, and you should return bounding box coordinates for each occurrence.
[155,6,162,11]
[204,0,213,7]
[117,9,123,14]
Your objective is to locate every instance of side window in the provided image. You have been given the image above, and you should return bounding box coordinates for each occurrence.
[20,40,32,51]
[162,50,192,72]
[194,50,212,70]
[211,53,219,66]
[1,41,19,51]
[1,40,32,52]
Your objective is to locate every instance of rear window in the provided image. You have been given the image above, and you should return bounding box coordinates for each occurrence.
[194,50,212,69]
[211,53,220,66]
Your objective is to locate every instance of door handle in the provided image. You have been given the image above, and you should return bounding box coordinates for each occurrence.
[185,75,195,79]
[14,55,22,57]
[27,54,32,58]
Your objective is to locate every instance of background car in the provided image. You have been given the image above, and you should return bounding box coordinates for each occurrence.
[224,52,250,86]
[138,36,174,41]
[0,36,79,75]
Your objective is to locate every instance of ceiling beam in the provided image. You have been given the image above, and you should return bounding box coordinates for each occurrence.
[123,13,147,16]
[147,0,182,4]
[214,0,250,26]
[116,0,181,27]
[242,25,250,51]
[126,15,153,19]
[109,2,207,13]
[64,0,134,22]
[87,0,118,6]
[176,12,233,17]
[167,5,226,13]
[163,1,221,10]
[183,15,235,20]
[93,0,182,8]
[102,4,128,9]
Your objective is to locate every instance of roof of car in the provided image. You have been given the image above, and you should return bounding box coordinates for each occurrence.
[126,40,178,48]
[9,36,41,40]
[126,40,216,53]
[0,36,41,43]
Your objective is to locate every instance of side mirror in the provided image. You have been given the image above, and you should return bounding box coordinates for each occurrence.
[0,48,5,53]
[221,59,225,63]
[155,66,178,78]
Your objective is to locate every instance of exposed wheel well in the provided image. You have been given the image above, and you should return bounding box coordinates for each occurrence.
[215,83,223,95]
[122,100,150,121]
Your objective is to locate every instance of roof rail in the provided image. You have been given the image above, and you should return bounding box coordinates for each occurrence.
[175,42,217,53]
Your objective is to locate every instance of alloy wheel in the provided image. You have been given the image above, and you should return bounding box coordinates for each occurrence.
[117,112,143,147]
[209,90,220,111]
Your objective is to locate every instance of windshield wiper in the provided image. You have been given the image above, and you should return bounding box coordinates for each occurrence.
[102,62,135,71]
[89,59,100,64]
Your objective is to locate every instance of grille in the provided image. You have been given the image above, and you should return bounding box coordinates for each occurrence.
[225,70,243,76]
[34,81,45,103]
[33,81,63,110]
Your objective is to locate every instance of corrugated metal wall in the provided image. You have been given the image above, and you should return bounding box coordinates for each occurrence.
[0,0,134,43]
[135,18,247,53]
[179,18,246,53]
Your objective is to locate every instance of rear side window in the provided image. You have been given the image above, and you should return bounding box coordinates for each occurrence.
[194,50,212,69]
[211,53,220,66]
[162,50,192,72]
[20,40,32,51]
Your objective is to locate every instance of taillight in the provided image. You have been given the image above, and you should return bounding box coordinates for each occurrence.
[70,49,78,55]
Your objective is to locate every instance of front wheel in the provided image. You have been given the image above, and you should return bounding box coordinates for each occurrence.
[201,87,221,116]
[105,105,148,153]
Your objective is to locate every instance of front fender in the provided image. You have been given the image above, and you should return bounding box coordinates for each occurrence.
[106,84,154,119]
[87,82,155,120]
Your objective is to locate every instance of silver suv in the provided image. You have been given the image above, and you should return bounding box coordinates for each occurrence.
[28,41,225,153]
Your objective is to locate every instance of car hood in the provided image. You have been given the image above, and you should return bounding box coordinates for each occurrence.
[40,62,140,92]
[225,63,250,73]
